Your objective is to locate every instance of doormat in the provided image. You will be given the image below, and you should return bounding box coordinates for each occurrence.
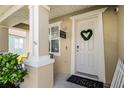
[67,75,103,88]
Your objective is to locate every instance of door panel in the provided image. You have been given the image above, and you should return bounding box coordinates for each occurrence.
[75,17,98,76]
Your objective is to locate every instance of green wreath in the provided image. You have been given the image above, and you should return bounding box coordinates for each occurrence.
[80,29,93,41]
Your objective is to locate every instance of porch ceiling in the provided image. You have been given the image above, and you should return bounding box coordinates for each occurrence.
[20,5,94,25]
[49,5,93,19]
[0,5,94,29]
[0,6,13,17]
[0,6,28,27]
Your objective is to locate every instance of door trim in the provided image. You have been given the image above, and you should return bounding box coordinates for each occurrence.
[70,8,107,83]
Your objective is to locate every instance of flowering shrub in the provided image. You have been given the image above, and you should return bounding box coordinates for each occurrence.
[0,53,27,85]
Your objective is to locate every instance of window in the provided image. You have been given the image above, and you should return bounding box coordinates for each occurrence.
[51,40,59,52]
[14,37,24,49]
[19,38,24,48]
[9,28,26,55]
[49,22,61,56]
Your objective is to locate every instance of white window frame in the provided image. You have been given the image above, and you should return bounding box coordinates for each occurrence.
[9,28,27,54]
[49,21,61,56]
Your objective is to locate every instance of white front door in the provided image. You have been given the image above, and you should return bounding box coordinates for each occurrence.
[75,17,99,76]
[71,8,106,82]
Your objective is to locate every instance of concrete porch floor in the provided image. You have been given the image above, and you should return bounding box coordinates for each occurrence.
[54,73,85,88]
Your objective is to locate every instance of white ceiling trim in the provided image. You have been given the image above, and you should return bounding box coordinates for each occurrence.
[0,5,24,23]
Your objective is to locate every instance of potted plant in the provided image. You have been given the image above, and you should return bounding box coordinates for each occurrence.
[0,53,27,88]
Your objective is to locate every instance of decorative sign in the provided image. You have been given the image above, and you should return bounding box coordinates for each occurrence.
[60,30,66,39]
[80,29,93,41]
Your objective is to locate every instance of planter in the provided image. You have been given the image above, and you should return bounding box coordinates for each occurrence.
[0,83,19,88]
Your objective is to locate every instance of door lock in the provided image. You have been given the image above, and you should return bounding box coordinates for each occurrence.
[76,45,79,52]
[77,45,79,49]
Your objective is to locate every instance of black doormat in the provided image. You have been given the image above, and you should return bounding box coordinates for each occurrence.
[67,75,103,88]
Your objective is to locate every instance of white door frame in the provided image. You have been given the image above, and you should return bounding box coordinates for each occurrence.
[70,8,107,83]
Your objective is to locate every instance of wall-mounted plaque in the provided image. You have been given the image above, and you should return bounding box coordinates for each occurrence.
[60,30,66,39]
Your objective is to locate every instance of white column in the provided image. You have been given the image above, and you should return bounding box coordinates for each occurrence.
[29,5,50,57]
[22,6,54,88]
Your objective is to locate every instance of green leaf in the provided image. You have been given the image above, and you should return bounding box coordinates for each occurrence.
[6,63,9,68]
[0,53,28,84]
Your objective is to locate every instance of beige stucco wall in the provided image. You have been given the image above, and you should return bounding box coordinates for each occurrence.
[54,19,72,74]
[39,6,49,56]
[118,6,124,60]
[20,65,38,88]
[0,27,8,52]
[51,6,118,84]
[37,64,54,88]
[21,64,54,88]
[103,7,118,84]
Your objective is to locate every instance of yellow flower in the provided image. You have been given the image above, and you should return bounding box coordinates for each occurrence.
[17,53,29,64]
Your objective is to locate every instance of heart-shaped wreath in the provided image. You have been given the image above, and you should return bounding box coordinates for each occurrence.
[80,29,93,41]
